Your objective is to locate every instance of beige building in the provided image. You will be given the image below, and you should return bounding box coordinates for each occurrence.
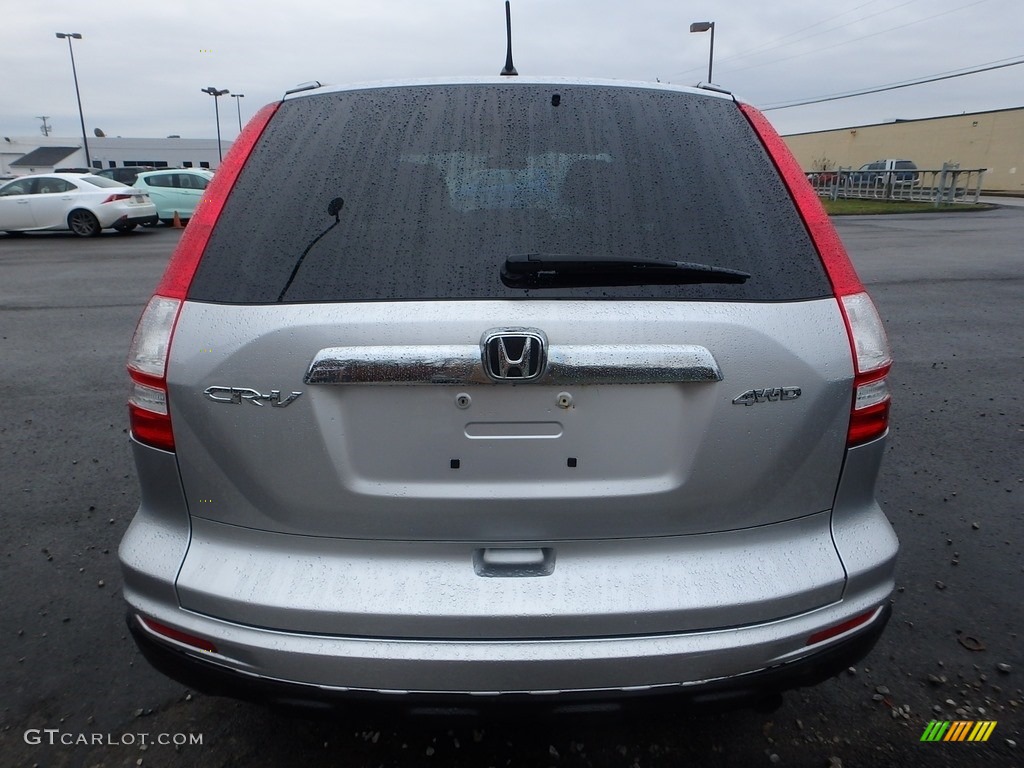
[783,106,1024,193]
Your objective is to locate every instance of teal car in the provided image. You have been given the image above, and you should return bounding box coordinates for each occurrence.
[132,169,213,225]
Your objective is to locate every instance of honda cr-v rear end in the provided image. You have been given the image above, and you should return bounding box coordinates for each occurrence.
[120,78,897,709]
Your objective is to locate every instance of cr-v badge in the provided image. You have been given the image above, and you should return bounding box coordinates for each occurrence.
[203,386,303,407]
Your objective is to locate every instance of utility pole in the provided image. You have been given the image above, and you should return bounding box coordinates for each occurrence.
[37,116,52,136]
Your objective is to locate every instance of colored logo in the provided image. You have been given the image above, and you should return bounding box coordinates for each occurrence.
[920,721,997,742]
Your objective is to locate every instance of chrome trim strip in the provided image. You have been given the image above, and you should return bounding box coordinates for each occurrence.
[546,345,721,384]
[304,345,721,385]
[304,345,488,385]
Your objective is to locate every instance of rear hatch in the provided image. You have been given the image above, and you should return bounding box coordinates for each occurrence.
[164,82,854,636]
[168,300,851,541]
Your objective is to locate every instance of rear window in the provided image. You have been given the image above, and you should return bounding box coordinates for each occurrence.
[39,178,75,194]
[189,84,829,304]
[180,173,209,190]
[80,176,128,188]
[1,179,36,195]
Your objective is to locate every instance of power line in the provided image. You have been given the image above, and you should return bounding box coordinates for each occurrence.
[686,0,915,74]
[718,0,993,77]
[761,56,1024,110]
[669,0,971,80]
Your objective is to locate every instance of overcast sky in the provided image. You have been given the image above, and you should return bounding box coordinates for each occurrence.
[2,0,1021,142]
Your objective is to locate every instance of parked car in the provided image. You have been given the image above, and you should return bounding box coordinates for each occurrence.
[121,77,896,713]
[848,159,919,186]
[95,166,156,186]
[131,169,213,224]
[0,172,156,236]
[805,170,841,186]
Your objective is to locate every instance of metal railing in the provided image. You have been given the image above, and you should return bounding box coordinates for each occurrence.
[806,163,987,205]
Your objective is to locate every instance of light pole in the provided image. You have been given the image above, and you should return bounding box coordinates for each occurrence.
[231,93,245,132]
[55,32,91,169]
[201,86,230,163]
[689,21,716,84]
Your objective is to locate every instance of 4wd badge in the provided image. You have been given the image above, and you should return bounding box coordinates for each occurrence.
[732,387,802,406]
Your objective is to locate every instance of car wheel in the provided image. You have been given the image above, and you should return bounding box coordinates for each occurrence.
[68,210,102,237]
[113,222,138,233]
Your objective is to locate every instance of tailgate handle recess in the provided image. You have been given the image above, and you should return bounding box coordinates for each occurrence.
[474,548,555,577]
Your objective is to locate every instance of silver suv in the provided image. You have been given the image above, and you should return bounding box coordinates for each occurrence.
[121,77,897,712]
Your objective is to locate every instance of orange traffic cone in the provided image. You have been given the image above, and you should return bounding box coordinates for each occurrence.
[171,211,183,229]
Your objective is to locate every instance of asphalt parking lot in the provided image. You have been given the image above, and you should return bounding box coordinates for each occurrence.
[1,209,1021,767]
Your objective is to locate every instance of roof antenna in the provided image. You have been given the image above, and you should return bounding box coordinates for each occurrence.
[500,1,518,76]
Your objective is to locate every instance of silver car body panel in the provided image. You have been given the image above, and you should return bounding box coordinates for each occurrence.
[131,295,884,644]
[282,76,736,104]
[125,597,892,695]
[166,299,853,545]
[120,436,896,692]
[175,512,844,638]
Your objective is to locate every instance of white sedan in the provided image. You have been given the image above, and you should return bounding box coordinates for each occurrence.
[0,173,158,236]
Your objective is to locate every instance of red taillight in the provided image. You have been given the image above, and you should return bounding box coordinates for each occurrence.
[127,296,181,451]
[103,193,132,203]
[126,102,280,450]
[155,101,280,299]
[806,608,877,646]
[740,103,892,447]
[841,293,893,446]
[138,615,218,653]
[847,393,891,446]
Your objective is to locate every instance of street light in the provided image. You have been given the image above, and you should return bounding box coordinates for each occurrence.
[689,21,716,84]
[230,93,245,132]
[201,86,230,163]
[55,32,91,169]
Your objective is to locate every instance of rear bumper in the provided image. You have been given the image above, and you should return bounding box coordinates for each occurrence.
[119,437,898,710]
[96,202,157,227]
[122,212,158,226]
[127,603,891,713]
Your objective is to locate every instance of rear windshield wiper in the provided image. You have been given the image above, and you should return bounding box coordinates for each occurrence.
[501,253,751,289]
[277,196,346,302]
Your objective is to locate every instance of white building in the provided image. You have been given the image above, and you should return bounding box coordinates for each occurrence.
[0,134,232,177]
